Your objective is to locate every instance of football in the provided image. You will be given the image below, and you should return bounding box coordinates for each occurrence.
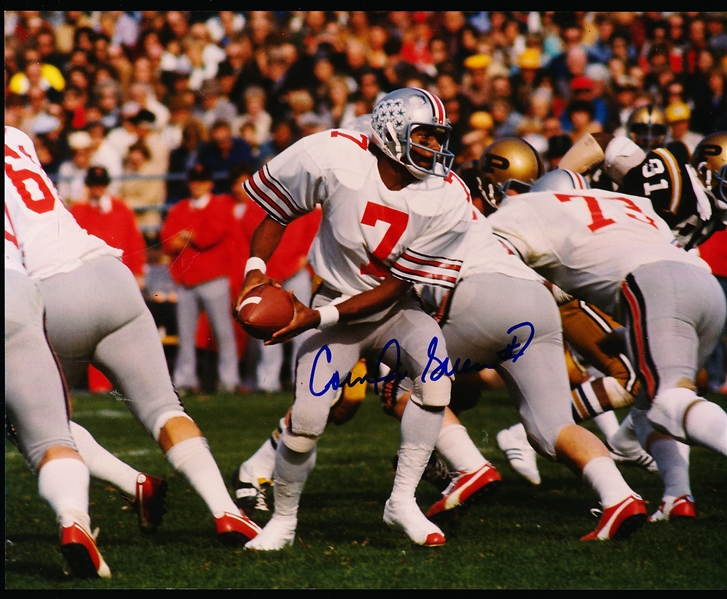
[236,284,295,340]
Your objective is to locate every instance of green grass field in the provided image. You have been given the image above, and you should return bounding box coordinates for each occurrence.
[5,389,727,589]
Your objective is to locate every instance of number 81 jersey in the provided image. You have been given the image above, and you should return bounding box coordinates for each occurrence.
[243,128,473,297]
[488,188,711,317]
[4,126,120,281]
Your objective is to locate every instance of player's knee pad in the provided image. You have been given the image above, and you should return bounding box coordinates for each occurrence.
[647,387,705,443]
[411,374,451,408]
[281,426,319,454]
[153,410,193,441]
[289,390,333,441]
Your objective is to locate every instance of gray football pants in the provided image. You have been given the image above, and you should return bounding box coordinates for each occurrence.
[37,255,186,437]
[441,272,574,459]
[5,269,77,472]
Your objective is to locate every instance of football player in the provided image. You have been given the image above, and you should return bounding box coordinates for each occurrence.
[487,162,727,524]
[379,173,648,541]
[5,126,260,547]
[463,140,656,477]
[237,121,648,543]
[602,131,727,251]
[560,130,727,521]
[235,87,473,549]
[5,203,110,579]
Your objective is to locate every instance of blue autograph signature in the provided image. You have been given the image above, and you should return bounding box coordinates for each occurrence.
[309,321,535,397]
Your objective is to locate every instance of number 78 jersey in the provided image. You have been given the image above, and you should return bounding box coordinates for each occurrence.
[243,128,473,297]
[488,188,711,317]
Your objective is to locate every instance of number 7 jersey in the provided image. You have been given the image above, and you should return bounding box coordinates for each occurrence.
[243,128,473,297]
[488,188,711,317]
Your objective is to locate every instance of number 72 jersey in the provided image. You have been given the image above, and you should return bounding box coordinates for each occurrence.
[488,188,711,317]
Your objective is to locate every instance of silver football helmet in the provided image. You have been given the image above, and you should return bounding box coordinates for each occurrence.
[371,87,454,178]
[530,169,590,192]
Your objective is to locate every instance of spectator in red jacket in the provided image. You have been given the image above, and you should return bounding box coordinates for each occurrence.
[70,165,148,393]
[160,163,241,395]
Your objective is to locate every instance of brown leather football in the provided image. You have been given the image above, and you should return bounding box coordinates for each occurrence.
[237,284,294,340]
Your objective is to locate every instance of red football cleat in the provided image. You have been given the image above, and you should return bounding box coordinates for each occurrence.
[426,463,502,517]
[60,522,111,579]
[422,531,447,547]
[127,473,168,534]
[648,494,696,522]
[215,510,262,544]
[581,493,647,541]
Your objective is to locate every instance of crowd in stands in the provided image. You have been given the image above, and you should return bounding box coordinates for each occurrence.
[5,10,727,392]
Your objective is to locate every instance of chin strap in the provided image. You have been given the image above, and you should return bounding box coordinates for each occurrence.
[387,122,403,161]
[406,165,429,180]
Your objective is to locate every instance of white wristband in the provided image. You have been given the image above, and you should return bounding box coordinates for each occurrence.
[244,257,267,277]
[316,304,339,329]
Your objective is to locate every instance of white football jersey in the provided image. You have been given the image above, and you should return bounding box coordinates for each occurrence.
[418,210,541,311]
[488,188,711,316]
[4,204,25,275]
[4,126,120,281]
[243,128,473,296]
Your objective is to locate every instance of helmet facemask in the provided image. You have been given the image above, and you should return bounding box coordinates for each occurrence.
[628,122,667,151]
[691,132,727,207]
[697,161,727,204]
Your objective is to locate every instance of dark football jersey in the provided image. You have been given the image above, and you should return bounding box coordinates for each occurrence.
[620,145,725,250]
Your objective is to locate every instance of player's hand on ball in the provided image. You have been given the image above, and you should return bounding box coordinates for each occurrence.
[233,270,279,315]
[267,293,319,345]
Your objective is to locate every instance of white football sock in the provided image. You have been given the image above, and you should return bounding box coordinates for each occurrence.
[436,423,487,473]
[649,437,691,499]
[592,411,621,443]
[70,421,139,497]
[164,436,238,517]
[240,418,285,482]
[582,456,635,508]
[390,402,443,503]
[38,457,91,529]
[272,442,317,519]
[684,401,727,456]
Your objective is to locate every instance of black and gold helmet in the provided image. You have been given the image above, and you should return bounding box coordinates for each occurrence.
[691,131,727,204]
[476,137,544,210]
[626,104,667,151]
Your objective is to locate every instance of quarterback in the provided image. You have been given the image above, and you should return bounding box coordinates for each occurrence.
[236,87,472,549]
